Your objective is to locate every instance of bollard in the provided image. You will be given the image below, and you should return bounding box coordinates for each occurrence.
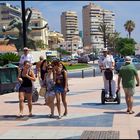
[82,70,84,78]
[93,68,95,77]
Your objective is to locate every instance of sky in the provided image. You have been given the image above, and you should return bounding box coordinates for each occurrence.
[1,1,140,43]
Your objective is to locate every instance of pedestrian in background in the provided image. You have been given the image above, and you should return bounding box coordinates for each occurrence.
[18,60,36,117]
[35,55,44,78]
[19,47,34,69]
[117,56,140,114]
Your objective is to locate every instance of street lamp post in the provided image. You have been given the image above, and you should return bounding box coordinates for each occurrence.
[21,0,26,48]
[71,41,73,59]
[103,11,106,48]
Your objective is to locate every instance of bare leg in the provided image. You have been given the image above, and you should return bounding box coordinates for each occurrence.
[26,93,32,116]
[55,93,61,117]
[125,95,129,111]
[50,96,55,115]
[61,92,67,116]
[128,96,133,112]
[18,92,25,116]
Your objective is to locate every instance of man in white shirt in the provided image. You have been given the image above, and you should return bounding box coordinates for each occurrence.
[98,48,116,98]
[19,47,34,68]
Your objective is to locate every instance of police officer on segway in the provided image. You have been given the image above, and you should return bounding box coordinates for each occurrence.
[98,48,116,99]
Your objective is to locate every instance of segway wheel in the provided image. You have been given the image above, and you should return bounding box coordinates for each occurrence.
[101,90,105,104]
[116,90,121,104]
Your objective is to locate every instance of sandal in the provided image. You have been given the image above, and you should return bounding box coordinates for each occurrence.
[63,112,67,116]
[49,114,55,118]
[17,113,24,118]
[126,109,130,113]
[129,111,135,114]
[28,113,33,117]
[58,115,62,119]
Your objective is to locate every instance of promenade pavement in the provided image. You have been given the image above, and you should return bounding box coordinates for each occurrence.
[0,71,140,139]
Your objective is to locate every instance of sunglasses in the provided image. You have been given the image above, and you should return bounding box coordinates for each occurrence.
[48,68,52,70]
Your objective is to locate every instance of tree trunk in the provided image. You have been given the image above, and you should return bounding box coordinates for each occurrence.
[128,31,131,38]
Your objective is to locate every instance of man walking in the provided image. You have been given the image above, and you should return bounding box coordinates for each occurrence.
[117,56,139,114]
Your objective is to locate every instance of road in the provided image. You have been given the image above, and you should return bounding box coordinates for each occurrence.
[68,62,102,78]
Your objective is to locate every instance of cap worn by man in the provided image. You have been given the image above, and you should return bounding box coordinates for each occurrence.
[23,47,30,51]
[102,48,108,52]
[125,56,131,63]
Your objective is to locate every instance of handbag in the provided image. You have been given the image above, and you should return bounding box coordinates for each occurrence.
[14,82,21,92]
[39,87,46,97]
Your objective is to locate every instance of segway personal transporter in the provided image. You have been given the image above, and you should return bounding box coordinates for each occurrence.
[101,68,120,104]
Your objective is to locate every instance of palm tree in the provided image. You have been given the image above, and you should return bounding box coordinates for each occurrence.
[98,22,110,48]
[124,20,135,38]
[107,31,120,53]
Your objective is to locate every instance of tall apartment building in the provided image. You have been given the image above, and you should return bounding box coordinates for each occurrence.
[82,3,115,52]
[29,8,49,45]
[0,3,21,38]
[61,11,79,42]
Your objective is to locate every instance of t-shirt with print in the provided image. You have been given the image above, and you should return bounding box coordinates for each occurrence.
[119,63,138,88]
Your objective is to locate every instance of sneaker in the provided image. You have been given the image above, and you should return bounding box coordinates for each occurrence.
[112,95,116,99]
[105,94,109,98]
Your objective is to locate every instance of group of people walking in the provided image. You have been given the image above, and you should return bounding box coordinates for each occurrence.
[17,47,68,119]
[16,46,140,119]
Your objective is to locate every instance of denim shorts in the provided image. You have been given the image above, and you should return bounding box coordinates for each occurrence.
[54,85,64,94]
[19,86,33,94]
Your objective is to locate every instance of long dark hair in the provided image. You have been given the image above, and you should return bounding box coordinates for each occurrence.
[40,59,47,69]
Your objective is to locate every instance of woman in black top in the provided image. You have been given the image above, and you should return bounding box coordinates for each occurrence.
[18,60,36,117]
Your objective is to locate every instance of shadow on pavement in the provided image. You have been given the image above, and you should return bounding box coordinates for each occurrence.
[4,101,19,104]
[103,111,127,114]
[0,115,29,121]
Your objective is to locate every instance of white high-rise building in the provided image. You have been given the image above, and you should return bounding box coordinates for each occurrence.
[82,3,115,53]
[61,11,79,42]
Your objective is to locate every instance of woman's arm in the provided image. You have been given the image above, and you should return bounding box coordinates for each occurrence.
[25,70,36,82]
[64,70,68,92]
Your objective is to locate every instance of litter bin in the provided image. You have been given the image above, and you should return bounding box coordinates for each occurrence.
[0,63,18,94]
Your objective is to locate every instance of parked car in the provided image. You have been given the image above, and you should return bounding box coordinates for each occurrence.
[61,56,71,62]
[88,54,99,61]
[115,57,140,72]
[78,55,90,63]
